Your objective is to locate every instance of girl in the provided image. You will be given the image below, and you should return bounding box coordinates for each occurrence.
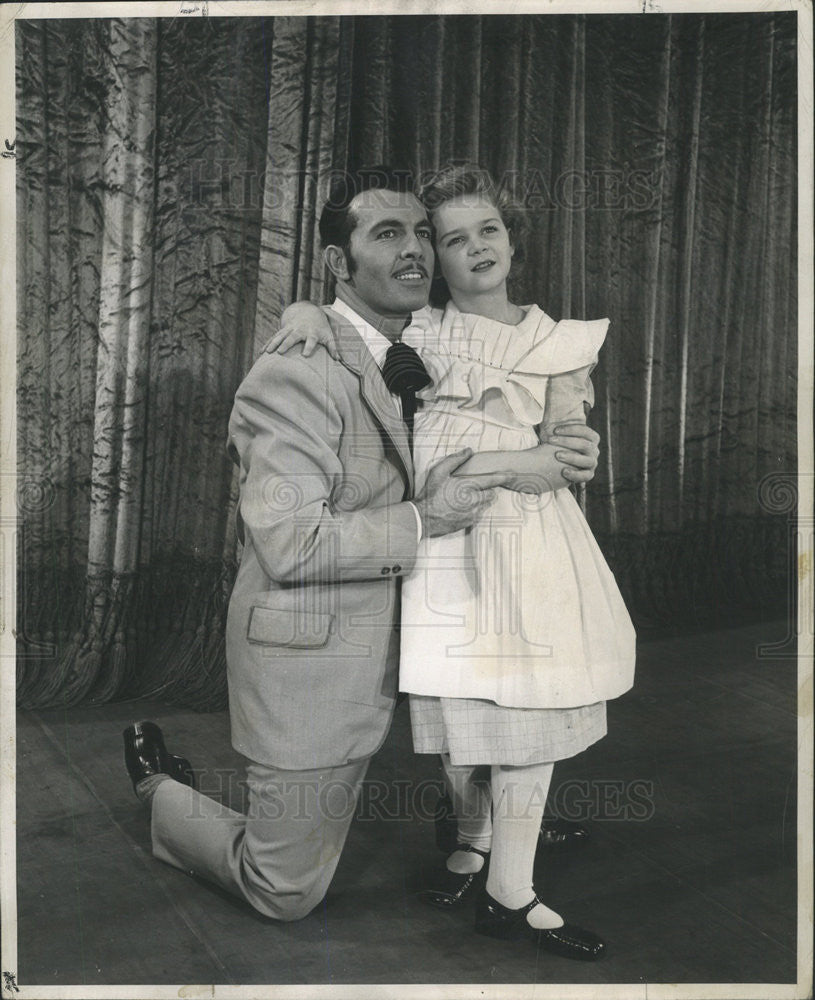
[272,164,635,960]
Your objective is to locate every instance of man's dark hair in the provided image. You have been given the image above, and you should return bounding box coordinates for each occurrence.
[318,165,416,264]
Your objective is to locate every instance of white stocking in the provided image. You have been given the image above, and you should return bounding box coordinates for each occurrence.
[440,754,491,874]
[486,761,564,929]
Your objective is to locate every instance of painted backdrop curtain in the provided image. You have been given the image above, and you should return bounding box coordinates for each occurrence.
[15,13,797,708]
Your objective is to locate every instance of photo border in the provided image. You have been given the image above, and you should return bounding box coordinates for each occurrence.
[0,2,811,998]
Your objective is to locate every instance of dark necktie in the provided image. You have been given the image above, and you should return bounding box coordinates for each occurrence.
[381,341,432,447]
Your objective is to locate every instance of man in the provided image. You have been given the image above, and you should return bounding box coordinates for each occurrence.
[123,167,600,921]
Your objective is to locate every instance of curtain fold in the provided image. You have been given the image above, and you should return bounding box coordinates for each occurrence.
[16,13,798,709]
[253,16,345,344]
[17,17,272,708]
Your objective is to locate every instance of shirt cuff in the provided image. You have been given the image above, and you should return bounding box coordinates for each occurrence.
[406,501,423,543]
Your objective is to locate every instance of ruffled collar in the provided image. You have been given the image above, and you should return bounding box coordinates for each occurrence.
[411,302,609,426]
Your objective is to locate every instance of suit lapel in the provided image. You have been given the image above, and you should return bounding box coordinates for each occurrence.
[326,309,415,496]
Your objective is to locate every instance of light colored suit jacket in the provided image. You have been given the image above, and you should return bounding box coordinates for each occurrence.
[225,309,420,770]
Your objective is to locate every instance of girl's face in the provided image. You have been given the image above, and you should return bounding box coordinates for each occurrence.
[431,194,514,299]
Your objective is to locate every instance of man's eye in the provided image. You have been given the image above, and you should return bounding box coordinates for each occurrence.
[376,229,396,239]
[417,229,432,240]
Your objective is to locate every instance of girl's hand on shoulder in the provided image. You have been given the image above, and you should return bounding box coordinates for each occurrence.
[263,301,338,359]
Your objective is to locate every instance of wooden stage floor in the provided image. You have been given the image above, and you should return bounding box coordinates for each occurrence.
[11,619,801,991]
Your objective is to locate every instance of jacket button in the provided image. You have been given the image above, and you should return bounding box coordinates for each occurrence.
[380,567,390,575]
[392,564,402,573]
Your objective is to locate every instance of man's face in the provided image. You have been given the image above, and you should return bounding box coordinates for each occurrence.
[340,188,434,315]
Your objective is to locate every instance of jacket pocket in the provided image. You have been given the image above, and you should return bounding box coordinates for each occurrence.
[247,605,334,649]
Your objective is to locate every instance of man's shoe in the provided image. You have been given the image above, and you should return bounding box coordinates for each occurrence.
[417,844,490,909]
[123,721,196,794]
[474,888,605,961]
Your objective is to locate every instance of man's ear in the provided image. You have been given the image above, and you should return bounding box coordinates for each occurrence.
[324,245,351,281]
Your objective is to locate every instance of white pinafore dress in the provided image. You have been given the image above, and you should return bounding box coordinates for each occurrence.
[399,303,636,766]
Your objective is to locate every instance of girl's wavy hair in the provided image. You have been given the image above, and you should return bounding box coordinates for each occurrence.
[418,162,528,308]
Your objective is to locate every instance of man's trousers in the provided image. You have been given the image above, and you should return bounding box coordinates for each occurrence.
[150,757,370,921]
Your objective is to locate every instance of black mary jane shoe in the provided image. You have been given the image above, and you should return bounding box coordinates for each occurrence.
[539,817,590,849]
[417,844,490,909]
[123,720,196,794]
[474,888,605,961]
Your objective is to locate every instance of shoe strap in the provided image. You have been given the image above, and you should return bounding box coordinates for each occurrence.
[520,894,543,919]
[454,842,490,859]
[483,889,542,919]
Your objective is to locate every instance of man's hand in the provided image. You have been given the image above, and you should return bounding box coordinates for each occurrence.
[414,449,512,537]
[547,423,600,484]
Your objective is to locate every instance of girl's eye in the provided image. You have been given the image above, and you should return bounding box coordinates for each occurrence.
[447,236,463,247]
[483,225,498,234]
